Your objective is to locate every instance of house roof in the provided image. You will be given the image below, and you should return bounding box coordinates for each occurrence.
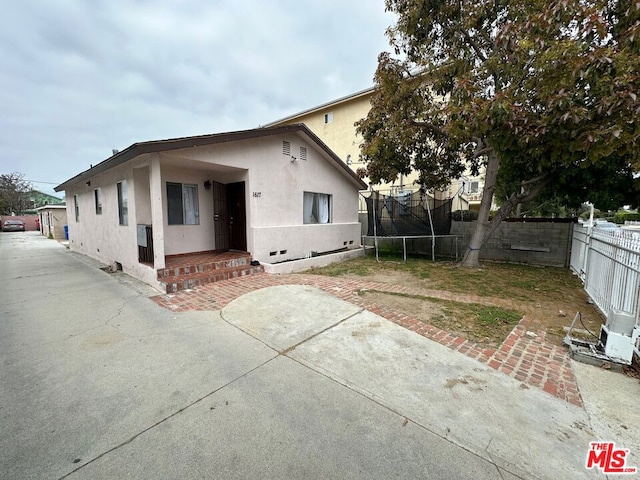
[35,204,67,211]
[30,190,63,200]
[55,124,367,191]
[263,87,375,127]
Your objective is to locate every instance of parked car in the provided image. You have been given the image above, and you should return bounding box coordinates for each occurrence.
[2,220,26,232]
[593,220,619,230]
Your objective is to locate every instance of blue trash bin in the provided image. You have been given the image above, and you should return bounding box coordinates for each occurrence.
[64,225,69,240]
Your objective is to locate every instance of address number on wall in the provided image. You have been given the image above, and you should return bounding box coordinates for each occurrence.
[252,192,262,198]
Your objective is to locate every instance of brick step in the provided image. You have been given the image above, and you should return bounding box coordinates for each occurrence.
[160,265,264,294]
[157,255,252,280]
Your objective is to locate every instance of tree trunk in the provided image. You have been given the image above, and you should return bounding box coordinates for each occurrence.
[460,151,500,268]
[460,155,552,268]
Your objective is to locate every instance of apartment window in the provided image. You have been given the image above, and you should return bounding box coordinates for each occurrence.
[167,182,199,225]
[73,195,79,222]
[469,181,480,194]
[303,192,331,224]
[94,188,102,215]
[117,181,128,226]
[324,112,333,124]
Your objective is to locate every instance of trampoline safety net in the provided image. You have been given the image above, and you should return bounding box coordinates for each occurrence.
[365,191,453,236]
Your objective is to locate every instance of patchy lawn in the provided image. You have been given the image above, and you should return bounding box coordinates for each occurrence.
[305,256,604,348]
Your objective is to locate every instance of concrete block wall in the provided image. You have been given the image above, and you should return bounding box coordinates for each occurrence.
[451,220,574,267]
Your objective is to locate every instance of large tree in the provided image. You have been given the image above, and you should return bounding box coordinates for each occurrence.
[496,155,640,216]
[0,172,33,215]
[357,0,640,267]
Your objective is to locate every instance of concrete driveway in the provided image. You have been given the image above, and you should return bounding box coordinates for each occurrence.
[0,232,632,479]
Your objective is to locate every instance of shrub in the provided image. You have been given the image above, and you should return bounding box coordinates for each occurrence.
[613,211,640,224]
[451,209,479,221]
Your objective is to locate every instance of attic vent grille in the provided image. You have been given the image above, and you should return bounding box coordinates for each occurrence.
[300,146,307,161]
[282,141,291,156]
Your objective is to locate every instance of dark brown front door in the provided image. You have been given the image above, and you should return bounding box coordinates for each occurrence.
[227,181,247,251]
[212,181,247,251]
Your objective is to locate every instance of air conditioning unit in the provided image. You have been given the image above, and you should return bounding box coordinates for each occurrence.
[599,309,639,364]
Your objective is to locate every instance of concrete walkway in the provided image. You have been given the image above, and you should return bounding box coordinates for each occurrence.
[0,233,504,479]
[153,273,583,406]
[2,233,639,479]
[223,285,601,479]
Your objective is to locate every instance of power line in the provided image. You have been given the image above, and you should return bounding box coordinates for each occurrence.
[24,180,60,185]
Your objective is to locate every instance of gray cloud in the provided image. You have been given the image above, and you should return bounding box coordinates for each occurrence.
[0,0,393,195]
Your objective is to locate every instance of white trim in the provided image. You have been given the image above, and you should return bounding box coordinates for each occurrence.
[263,87,374,127]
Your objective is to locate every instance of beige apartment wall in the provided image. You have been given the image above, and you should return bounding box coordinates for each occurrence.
[278,95,370,164]
[275,93,423,195]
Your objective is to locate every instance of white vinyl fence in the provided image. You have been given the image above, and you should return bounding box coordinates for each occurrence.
[570,226,640,319]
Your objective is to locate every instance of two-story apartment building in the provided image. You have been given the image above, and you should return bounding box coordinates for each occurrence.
[264,87,485,212]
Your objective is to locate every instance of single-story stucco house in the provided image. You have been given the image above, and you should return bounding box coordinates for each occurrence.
[55,124,367,292]
[36,204,68,240]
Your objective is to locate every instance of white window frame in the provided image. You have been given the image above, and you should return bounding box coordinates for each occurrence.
[324,112,333,124]
[117,181,128,226]
[167,182,200,225]
[94,188,102,215]
[303,192,332,225]
[73,195,79,222]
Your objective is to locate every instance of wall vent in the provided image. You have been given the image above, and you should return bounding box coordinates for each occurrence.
[282,141,291,156]
[300,146,307,161]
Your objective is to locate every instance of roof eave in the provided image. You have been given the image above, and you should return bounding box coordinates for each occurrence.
[263,86,375,127]
[55,124,367,191]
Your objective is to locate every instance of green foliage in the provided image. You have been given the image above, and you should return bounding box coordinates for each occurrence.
[0,172,33,215]
[357,0,640,260]
[450,209,479,221]
[613,211,640,224]
[495,156,640,213]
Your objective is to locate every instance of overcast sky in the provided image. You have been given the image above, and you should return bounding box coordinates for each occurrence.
[0,1,394,197]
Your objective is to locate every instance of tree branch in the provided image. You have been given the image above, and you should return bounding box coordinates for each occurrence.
[513,174,552,204]
[472,146,493,159]
[460,29,488,62]
[521,174,549,187]
[411,120,448,137]
[471,136,485,147]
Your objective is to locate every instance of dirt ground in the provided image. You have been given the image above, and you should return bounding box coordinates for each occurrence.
[308,258,606,348]
[362,290,520,348]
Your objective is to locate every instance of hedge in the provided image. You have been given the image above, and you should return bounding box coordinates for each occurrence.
[613,212,640,224]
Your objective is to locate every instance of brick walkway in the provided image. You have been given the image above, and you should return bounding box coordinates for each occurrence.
[151,272,583,407]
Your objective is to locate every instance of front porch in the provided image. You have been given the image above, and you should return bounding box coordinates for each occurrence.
[156,251,263,293]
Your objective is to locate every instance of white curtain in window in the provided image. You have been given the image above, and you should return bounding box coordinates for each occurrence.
[303,192,315,224]
[318,194,330,224]
[183,185,199,225]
